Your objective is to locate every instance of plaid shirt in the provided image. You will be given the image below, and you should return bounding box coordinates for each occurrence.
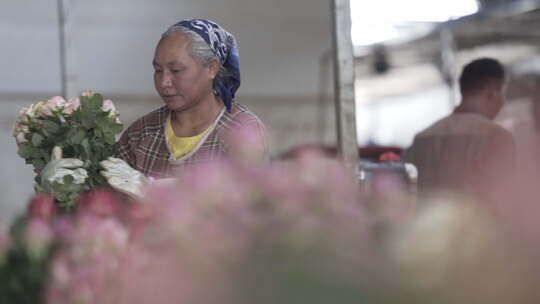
[115,103,267,178]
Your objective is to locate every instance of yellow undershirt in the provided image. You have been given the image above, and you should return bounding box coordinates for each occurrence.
[166,118,211,160]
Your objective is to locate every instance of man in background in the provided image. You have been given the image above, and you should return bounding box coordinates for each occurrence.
[404,58,515,204]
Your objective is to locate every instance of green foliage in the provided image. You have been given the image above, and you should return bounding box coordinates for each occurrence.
[48,176,86,211]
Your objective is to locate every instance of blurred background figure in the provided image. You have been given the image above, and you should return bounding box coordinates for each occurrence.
[371,44,391,75]
[404,58,515,205]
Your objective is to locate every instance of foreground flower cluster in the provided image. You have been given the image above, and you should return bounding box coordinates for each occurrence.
[13,91,123,209]
[1,151,540,304]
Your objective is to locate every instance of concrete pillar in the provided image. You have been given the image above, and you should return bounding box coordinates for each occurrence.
[331,0,359,170]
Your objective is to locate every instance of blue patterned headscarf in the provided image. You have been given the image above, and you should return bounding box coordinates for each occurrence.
[172,19,240,112]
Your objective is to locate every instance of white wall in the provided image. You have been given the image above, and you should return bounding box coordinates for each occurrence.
[0,1,62,93]
[0,0,332,98]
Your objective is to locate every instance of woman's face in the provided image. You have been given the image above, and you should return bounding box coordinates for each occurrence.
[153,33,217,112]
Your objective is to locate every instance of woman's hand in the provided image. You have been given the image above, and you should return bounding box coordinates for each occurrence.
[41,146,88,188]
[100,157,148,199]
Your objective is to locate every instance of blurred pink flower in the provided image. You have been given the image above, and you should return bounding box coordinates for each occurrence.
[77,189,121,218]
[126,202,155,238]
[46,215,130,304]
[49,253,72,288]
[52,216,75,242]
[27,193,57,221]
[74,216,129,260]
[24,218,54,261]
[47,252,112,304]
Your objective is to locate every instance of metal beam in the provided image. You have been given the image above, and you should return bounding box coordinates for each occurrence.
[57,0,78,98]
[331,0,359,170]
[440,0,540,30]
[439,26,459,107]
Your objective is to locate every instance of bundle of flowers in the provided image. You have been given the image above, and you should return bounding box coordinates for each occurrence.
[13,91,123,210]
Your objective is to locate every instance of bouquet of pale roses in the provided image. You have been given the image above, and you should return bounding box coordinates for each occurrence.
[13,91,123,210]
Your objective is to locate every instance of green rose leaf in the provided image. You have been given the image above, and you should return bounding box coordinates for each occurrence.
[81,138,91,157]
[42,120,59,133]
[31,133,43,146]
[31,159,46,171]
[90,93,103,107]
[70,129,86,145]
[111,123,123,133]
[17,144,35,159]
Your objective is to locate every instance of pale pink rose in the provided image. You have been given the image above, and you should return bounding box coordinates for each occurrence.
[35,101,53,117]
[25,102,39,118]
[63,97,81,115]
[18,107,30,122]
[101,99,121,123]
[15,132,27,145]
[48,96,67,108]
[101,99,116,115]
[81,90,96,98]
[13,121,29,138]
[36,96,67,117]
[15,122,29,133]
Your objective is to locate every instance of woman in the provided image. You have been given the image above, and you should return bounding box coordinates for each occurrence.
[111,19,267,179]
[43,19,267,197]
